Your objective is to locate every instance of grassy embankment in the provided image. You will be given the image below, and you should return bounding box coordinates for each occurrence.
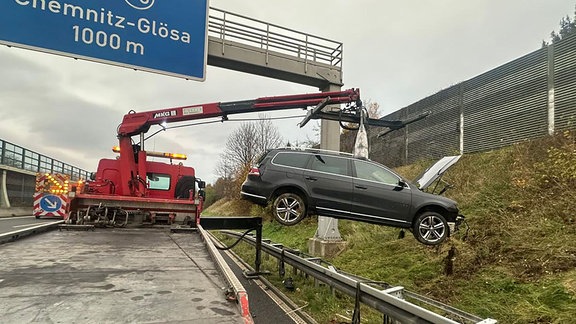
[204,131,576,323]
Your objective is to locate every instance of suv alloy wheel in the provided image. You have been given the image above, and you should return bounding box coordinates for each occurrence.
[272,192,307,226]
[413,211,449,245]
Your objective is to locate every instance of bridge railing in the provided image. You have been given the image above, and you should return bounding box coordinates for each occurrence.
[209,7,343,68]
[0,139,90,180]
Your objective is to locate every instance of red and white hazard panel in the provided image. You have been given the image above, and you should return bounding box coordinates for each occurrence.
[33,173,70,218]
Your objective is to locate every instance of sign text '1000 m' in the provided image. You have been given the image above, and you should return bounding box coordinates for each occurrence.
[17,1,192,57]
[72,26,144,55]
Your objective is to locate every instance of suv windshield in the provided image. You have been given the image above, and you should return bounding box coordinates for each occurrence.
[353,160,399,185]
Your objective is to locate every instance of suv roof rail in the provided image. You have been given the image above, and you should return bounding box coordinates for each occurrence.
[275,147,355,157]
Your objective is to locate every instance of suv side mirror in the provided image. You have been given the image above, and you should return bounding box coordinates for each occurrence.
[394,180,408,191]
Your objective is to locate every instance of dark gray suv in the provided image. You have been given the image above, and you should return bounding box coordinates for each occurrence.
[241,148,464,245]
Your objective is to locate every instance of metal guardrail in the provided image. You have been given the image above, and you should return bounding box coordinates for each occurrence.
[197,224,254,324]
[222,230,497,324]
[209,7,343,68]
[0,220,64,244]
[0,139,90,180]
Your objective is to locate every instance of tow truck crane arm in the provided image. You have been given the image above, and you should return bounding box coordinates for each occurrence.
[118,89,362,137]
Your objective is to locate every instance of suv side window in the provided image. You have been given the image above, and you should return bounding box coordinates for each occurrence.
[272,152,310,168]
[310,154,349,176]
[353,160,399,185]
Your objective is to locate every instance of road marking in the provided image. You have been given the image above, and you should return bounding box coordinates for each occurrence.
[0,216,34,221]
[12,223,39,228]
[13,221,61,228]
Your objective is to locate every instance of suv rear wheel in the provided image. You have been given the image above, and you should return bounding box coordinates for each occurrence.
[272,192,307,226]
[413,211,448,245]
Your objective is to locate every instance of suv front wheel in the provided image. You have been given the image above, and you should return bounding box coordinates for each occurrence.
[272,192,307,226]
[413,211,449,245]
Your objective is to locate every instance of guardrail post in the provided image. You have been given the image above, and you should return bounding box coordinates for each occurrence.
[278,249,285,277]
[255,220,262,274]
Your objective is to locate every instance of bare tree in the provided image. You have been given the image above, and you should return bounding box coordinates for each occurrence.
[254,114,284,154]
[215,115,284,190]
[221,122,258,173]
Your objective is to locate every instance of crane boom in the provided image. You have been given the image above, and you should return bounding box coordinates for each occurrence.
[118,89,361,137]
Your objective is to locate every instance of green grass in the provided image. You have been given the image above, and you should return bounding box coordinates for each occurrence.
[206,131,576,323]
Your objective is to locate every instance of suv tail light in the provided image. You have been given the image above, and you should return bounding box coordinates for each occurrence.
[248,167,260,177]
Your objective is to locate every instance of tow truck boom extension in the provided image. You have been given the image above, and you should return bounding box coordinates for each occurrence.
[118,89,362,137]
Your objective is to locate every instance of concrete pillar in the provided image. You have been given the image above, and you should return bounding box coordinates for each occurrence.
[459,83,464,154]
[308,84,347,257]
[1,170,11,208]
[547,43,555,135]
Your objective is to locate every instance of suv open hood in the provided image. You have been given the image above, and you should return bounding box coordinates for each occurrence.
[415,155,462,191]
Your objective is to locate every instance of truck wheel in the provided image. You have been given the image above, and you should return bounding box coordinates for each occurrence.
[413,211,448,245]
[272,192,306,226]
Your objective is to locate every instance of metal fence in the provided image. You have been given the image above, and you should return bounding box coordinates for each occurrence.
[375,34,576,167]
[0,139,90,180]
[0,139,90,207]
[208,7,343,68]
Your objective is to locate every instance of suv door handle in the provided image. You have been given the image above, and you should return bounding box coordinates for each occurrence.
[305,176,318,181]
[355,185,368,190]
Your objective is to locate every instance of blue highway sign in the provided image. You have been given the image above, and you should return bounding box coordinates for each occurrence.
[0,0,209,80]
[40,195,63,213]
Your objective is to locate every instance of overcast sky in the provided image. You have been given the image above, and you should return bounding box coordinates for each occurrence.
[0,0,574,183]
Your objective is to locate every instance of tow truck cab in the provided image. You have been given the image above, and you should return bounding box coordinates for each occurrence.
[87,158,198,199]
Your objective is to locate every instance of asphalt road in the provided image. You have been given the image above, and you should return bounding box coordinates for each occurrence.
[0,221,307,323]
[0,228,244,323]
[0,215,63,235]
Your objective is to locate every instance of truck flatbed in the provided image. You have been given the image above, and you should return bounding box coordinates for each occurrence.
[0,228,245,323]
